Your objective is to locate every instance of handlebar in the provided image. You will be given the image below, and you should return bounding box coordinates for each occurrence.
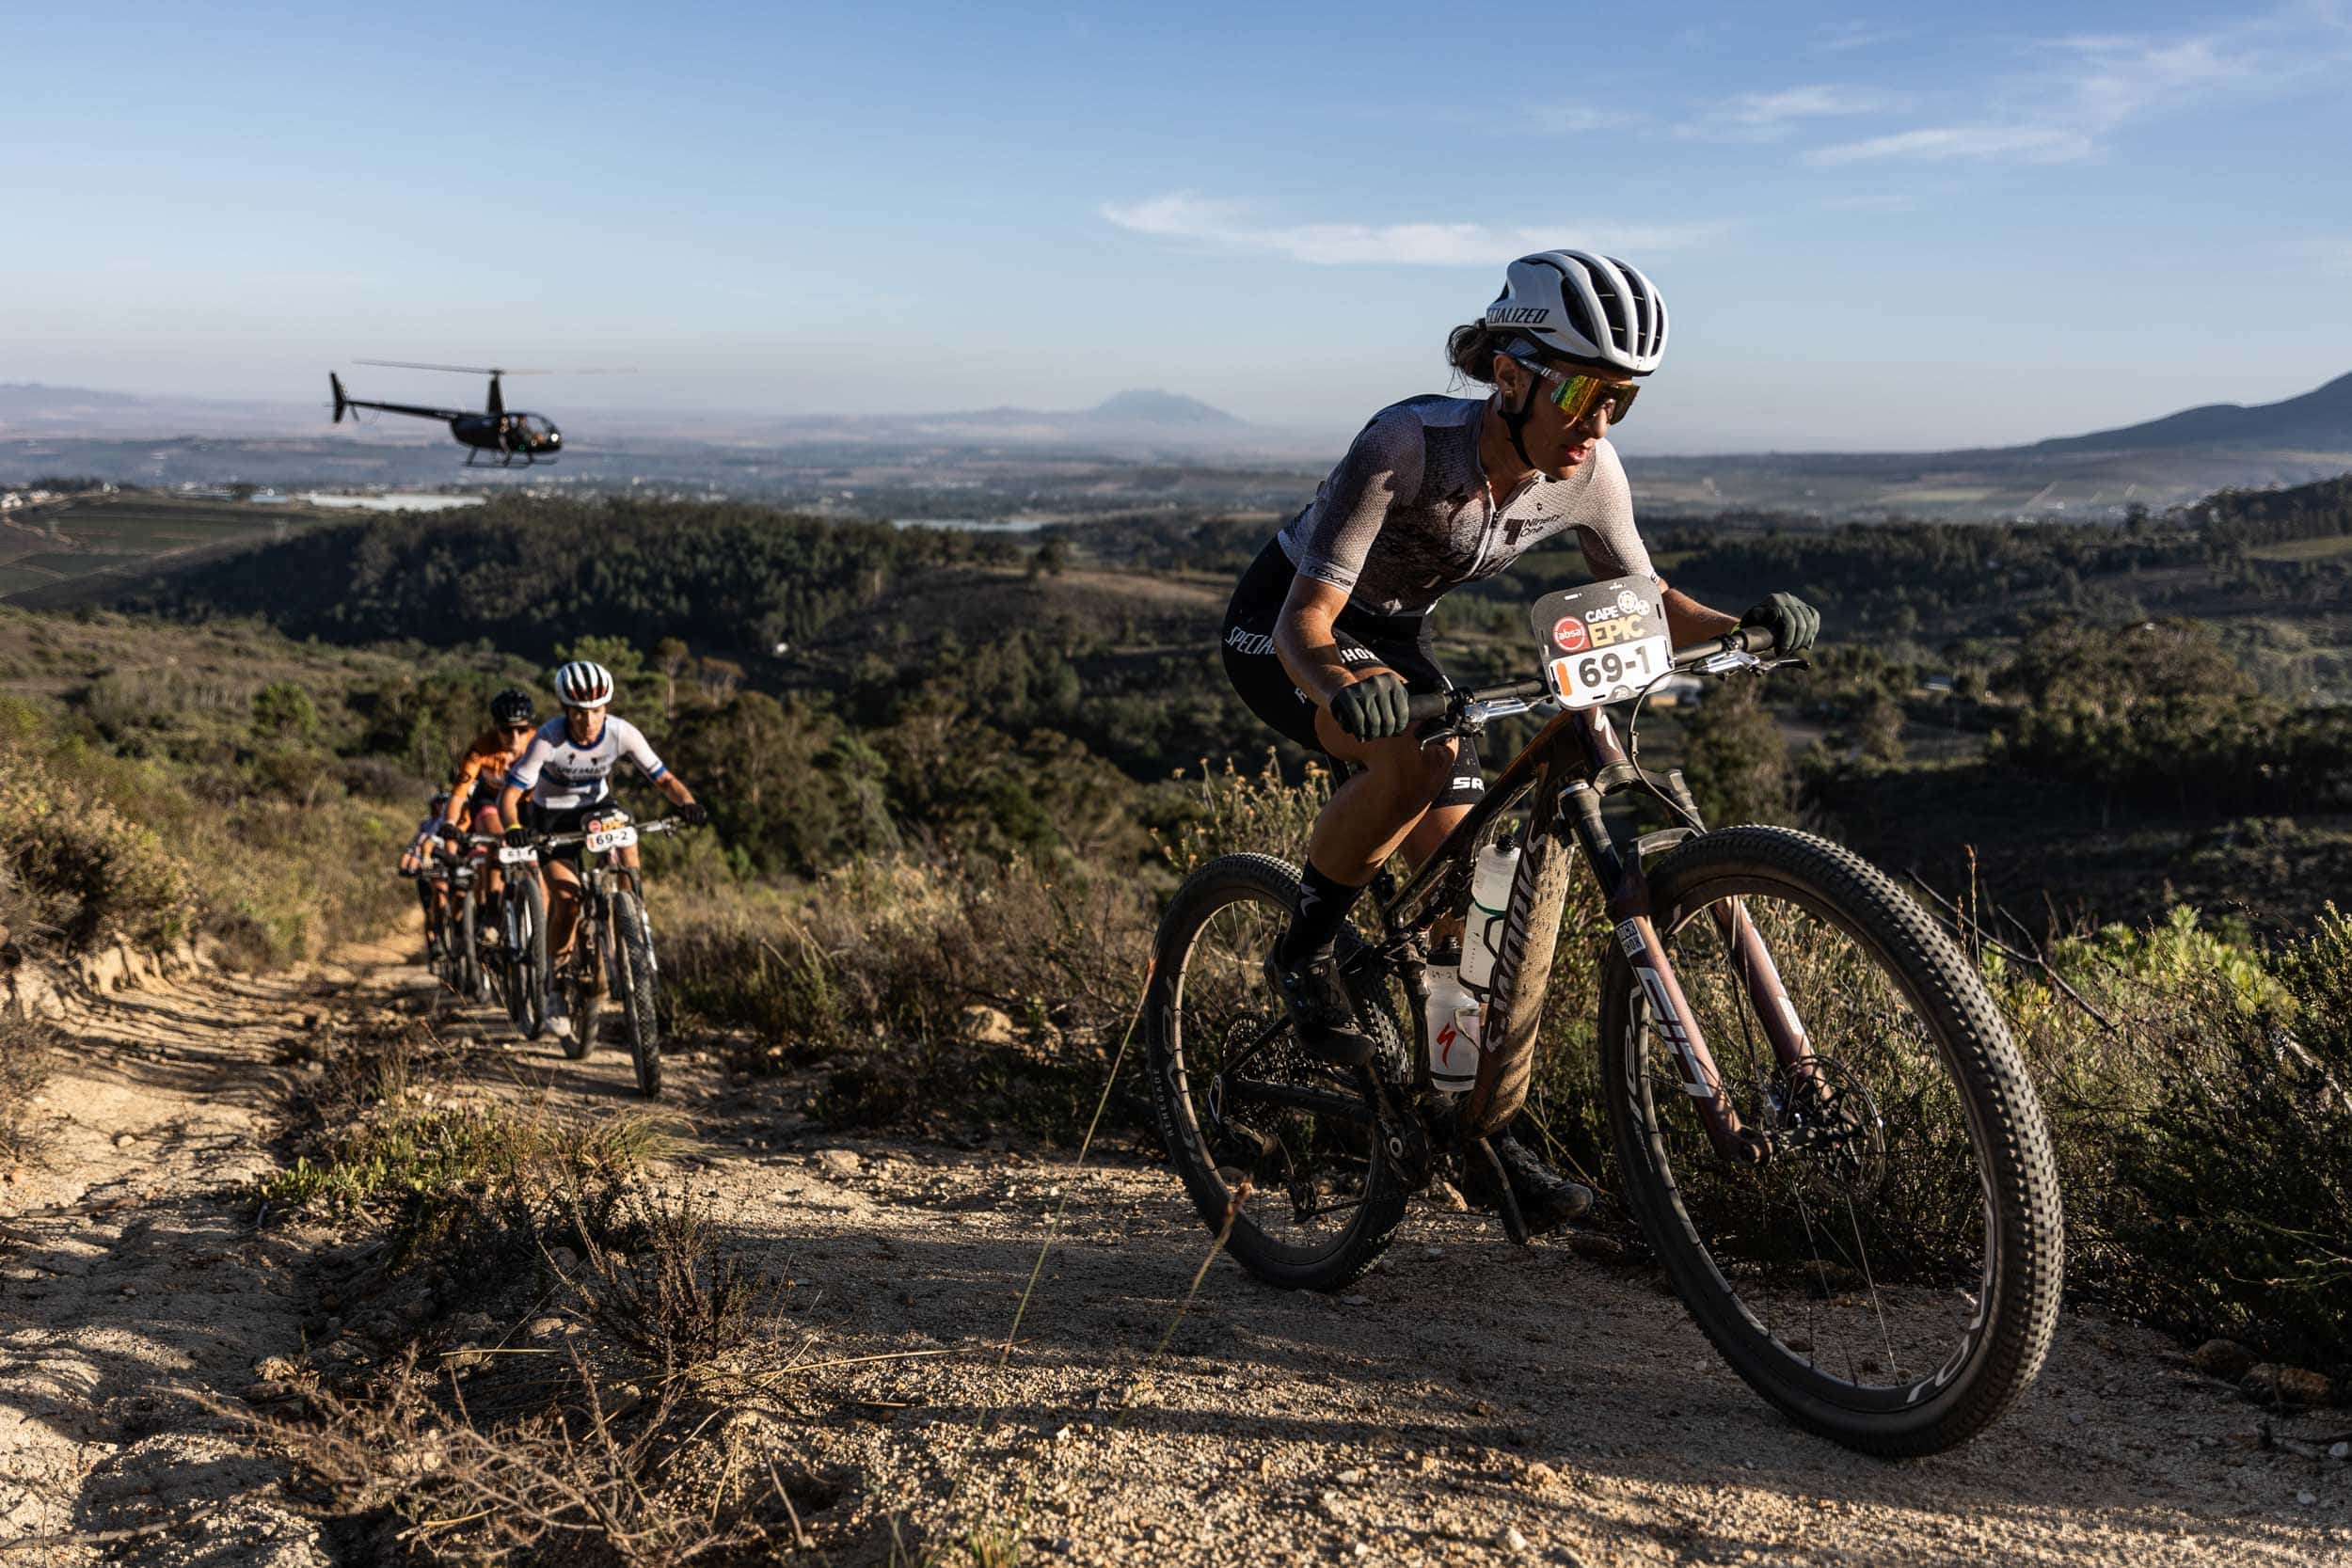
[531,816,694,851]
[1671,624,1778,664]
[1403,626,1788,730]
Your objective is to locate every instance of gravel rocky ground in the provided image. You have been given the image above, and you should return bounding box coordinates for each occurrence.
[3,933,2348,1566]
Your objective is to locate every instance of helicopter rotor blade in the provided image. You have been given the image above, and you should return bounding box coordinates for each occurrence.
[356,359,547,376]
[353,359,634,376]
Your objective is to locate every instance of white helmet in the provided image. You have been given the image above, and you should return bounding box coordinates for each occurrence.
[1484,250,1668,375]
[554,659,613,707]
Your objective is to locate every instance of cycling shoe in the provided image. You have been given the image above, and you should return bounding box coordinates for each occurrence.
[1463,1132,1593,1234]
[1264,946,1375,1069]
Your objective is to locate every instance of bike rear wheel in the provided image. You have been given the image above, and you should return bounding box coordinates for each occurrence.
[1145,853,1408,1292]
[612,890,661,1098]
[1598,826,2062,1457]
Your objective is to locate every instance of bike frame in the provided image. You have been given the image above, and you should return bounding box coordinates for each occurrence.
[533,816,678,968]
[1369,699,1819,1165]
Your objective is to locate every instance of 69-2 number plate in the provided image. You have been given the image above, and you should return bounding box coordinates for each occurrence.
[1529,576,1672,710]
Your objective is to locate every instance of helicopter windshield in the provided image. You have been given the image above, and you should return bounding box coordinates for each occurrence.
[517,413,559,445]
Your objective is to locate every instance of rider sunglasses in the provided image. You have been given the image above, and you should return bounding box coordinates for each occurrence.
[1512,354,1640,425]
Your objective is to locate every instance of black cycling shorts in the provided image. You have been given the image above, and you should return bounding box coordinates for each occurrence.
[1220,537,1485,809]
[523,799,605,868]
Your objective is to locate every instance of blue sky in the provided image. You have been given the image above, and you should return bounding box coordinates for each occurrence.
[6,1,2350,451]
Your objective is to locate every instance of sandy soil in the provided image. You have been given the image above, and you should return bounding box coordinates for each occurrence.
[3,934,2347,1566]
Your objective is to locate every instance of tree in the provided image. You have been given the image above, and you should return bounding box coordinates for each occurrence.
[655,637,691,722]
[1855,691,1907,767]
[251,681,320,741]
[1681,681,1796,826]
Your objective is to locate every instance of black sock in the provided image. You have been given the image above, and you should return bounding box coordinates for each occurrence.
[1279,862,1368,964]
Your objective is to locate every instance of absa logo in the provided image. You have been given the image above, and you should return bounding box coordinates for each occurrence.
[1551,616,1590,653]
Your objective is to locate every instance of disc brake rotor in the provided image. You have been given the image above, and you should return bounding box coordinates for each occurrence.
[1762,1056,1887,1203]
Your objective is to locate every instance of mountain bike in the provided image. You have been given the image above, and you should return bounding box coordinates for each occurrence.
[493,838,552,1042]
[446,847,490,1004]
[415,860,464,992]
[1146,575,2063,1457]
[532,811,688,1098]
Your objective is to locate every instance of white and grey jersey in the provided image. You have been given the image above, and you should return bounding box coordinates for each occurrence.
[1277,395,1654,617]
[507,714,668,810]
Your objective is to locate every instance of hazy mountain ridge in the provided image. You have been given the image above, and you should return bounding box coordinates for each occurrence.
[2030,371,2352,455]
[8,374,2351,518]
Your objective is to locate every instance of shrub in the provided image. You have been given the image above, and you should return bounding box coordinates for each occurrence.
[0,744,196,951]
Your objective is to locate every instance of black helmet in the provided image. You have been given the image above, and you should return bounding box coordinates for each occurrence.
[490,688,536,727]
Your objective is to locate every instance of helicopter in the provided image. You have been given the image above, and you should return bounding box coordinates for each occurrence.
[328,360,570,466]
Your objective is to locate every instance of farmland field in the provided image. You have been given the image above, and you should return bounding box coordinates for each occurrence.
[2247,531,2352,562]
[0,492,345,606]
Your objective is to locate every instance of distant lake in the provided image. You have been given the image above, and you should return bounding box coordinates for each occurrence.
[303,492,486,514]
[890,516,1043,532]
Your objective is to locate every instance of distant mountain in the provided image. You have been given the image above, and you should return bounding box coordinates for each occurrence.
[0,383,143,413]
[1084,389,1246,428]
[2031,371,2352,454]
[0,382,315,437]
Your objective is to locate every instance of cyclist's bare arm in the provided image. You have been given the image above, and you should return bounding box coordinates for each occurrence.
[1575,531,1739,648]
[1273,575,1391,705]
[1661,584,1740,644]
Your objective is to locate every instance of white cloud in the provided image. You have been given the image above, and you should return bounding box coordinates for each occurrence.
[1810,125,2095,165]
[1522,103,1624,135]
[1683,84,1903,141]
[1819,193,1919,214]
[1098,194,1726,267]
[1806,15,2341,166]
[1815,19,1915,52]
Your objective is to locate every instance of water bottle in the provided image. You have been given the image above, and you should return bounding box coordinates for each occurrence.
[1423,949,1481,1095]
[1459,837,1521,997]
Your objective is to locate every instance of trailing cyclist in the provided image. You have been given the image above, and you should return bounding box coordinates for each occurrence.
[437,687,540,916]
[399,789,456,963]
[497,659,707,1037]
[1220,249,1820,1230]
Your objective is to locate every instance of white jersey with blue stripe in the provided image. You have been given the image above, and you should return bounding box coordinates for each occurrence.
[507,714,667,810]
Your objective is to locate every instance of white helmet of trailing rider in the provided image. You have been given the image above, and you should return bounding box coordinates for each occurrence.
[554,659,614,708]
[1483,250,1668,375]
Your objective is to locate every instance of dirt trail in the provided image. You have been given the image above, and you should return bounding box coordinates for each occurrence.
[5,939,2348,1566]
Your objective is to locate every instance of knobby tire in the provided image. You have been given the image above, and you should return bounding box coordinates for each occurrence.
[1597,826,2063,1457]
[612,890,661,1098]
[1146,853,1409,1292]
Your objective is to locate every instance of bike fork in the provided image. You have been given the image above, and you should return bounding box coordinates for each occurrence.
[1563,778,1775,1165]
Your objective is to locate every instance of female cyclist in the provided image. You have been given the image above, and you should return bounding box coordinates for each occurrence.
[1220,249,1820,1228]
[499,659,706,1037]
[437,687,540,915]
[399,789,455,963]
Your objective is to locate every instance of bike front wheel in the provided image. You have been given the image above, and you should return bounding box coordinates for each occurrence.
[612,891,661,1098]
[566,920,601,1061]
[1598,826,2062,1457]
[510,876,550,1043]
[1145,853,1409,1292]
[458,881,486,1003]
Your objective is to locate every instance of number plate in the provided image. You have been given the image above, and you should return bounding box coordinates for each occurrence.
[1529,576,1671,710]
[585,824,637,853]
[498,846,537,865]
